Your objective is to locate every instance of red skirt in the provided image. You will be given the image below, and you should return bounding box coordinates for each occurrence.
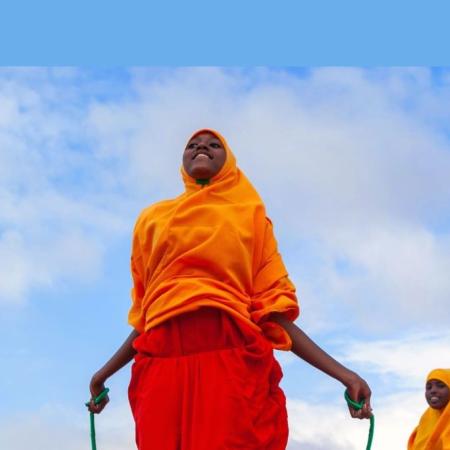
[128,307,288,450]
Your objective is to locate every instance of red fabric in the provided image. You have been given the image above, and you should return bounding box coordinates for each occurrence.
[128,307,288,450]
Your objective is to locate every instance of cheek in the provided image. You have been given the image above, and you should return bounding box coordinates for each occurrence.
[182,152,191,169]
[215,151,227,170]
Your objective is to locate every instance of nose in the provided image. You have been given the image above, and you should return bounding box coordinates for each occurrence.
[429,385,438,395]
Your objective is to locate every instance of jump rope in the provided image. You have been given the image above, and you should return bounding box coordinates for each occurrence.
[85,388,109,450]
[86,388,374,450]
[344,390,375,450]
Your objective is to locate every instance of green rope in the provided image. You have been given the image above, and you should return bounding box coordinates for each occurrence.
[344,390,374,450]
[85,388,109,450]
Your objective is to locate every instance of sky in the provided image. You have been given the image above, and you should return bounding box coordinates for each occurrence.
[0,67,449,450]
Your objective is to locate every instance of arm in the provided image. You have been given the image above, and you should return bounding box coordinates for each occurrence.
[88,329,140,413]
[270,313,372,419]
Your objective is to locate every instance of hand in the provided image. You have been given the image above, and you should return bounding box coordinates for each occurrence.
[344,372,372,420]
[87,372,109,414]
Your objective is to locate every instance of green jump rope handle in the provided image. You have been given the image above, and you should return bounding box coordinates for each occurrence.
[85,388,109,450]
[344,390,374,450]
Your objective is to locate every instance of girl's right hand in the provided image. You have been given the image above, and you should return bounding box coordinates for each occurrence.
[85,329,139,414]
[87,372,109,414]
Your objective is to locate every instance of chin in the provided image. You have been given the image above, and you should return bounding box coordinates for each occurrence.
[428,402,445,410]
[190,168,214,179]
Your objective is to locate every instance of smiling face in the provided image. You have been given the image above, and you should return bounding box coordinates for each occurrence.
[183,131,227,180]
[425,378,450,410]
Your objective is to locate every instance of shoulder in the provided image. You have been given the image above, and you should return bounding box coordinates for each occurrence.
[133,196,180,230]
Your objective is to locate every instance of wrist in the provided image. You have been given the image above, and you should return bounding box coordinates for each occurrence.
[340,370,358,387]
[92,370,108,386]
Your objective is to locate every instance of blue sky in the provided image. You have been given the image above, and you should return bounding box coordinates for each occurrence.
[3,1,450,65]
[1,67,450,449]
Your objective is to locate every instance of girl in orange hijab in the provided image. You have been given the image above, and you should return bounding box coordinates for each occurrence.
[88,130,372,449]
[408,369,450,450]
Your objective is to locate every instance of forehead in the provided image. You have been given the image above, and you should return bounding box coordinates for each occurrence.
[188,131,221,143]
[427,378,448,386]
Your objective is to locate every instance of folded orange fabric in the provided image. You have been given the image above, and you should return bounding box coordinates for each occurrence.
[408,369,450,450]
[128,129,299,350]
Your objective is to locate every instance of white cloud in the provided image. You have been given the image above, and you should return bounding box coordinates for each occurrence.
[2,67,450,332]
[339,331,450,387]
[0,70,132,304]
[287,390,424,450]
[0,401,135,450]
[286,223,450,334]
[0,230,35,301]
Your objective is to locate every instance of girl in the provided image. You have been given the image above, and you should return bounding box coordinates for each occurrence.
[88,129,372,450]
[408,368,450,450]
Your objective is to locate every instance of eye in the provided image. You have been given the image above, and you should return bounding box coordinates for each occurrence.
[210,142,221,148]
[186,142,197,150]
[437,381,446,388]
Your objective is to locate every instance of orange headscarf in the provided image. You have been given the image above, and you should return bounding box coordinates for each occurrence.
[408,369,450,450]
[128,129,299,349]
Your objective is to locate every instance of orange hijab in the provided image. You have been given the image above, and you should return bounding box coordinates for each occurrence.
[408,369,450,450]
[128,129,299,349]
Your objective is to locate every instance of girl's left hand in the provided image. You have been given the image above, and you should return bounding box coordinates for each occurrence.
[344,373,373,419]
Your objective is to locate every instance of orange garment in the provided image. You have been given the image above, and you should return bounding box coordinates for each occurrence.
[128,129,299,350]
[128,307,288,450]
[408,369,450,450]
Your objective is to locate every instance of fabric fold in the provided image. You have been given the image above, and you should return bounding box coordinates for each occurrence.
[128,308,289,450]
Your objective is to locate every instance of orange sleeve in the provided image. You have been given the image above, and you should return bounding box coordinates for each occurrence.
[127,232,146,333]
[251,219,300,350]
